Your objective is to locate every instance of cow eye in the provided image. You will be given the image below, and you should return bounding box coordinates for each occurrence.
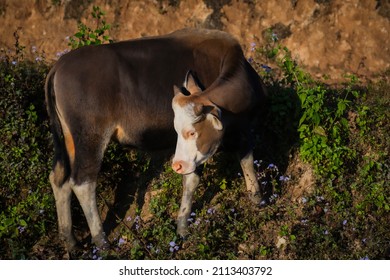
[186,130,197,139]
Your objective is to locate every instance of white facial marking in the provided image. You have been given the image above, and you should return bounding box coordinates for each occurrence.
[172,102,198,174]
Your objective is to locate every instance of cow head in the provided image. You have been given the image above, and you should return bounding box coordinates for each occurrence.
[171,71,224,174]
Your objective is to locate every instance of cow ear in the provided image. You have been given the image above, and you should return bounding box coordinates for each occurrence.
[173,85,182,96]
[184,70,202,94]
[207,107,223,131]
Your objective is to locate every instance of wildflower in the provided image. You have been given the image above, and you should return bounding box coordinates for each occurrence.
[134,215,141,230]
[17,226,25,233]
[194,218,201,226]
[126,216,132,222]
[169,241,179,252]
[360,256,369,260]
[207,208,215,215]
[301,197,308,204]
[39,209,44,215]
[279,175,290,182]
[237,172,242,177]
[35,56,42,62]
[250,42,256,52]
[342,219,348,226]
[247,57,254,63]
[118,237,126,246]
[301,219,308,225]
[11,60,17,65]
[261,64,272,73]
[31,46,37,53]
[271,32,278,41]
[362,238,367,244]
[268,163,275,169]
[324,230,329,235]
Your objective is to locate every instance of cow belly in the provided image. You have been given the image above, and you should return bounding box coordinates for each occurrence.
[114,124,176,150]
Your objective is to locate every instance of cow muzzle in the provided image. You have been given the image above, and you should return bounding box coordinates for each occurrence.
[171,160,196,175]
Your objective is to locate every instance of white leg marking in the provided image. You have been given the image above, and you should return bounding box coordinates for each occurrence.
[177,172,200,237]
[71,180,108,248]
[239,151,262,204]
[50,171,76,250]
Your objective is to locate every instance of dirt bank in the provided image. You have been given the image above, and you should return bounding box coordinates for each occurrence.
[0,0,389,80]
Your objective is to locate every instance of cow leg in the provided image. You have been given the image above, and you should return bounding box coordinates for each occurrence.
[239,150,262,204]
[177,172,200,237]
[49,170,77,251]
[71,180,108,249]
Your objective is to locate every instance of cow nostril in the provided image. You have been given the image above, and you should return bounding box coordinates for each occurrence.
[172,162,183,173]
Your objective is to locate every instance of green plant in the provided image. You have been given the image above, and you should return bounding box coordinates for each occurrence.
[68,6,113,49]
[0,31,55,258]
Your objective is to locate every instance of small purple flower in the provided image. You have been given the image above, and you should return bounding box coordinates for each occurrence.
[35,56,42,62]
[11,60,17,65]
[343,219,348,226]
[126,216,132,222]
[118,237,126,246]
[169,241,179,252]
[279,175,290,182]
[301,197,308,204]
[324,230,329,235]
[261,64,272,73]
[360,256,369,260]
[250,42,256,52]
[207,208,216,215]
[247,57,254,63]
[254,159,261,168]
[194,218,201,226]
[17,226,25,233]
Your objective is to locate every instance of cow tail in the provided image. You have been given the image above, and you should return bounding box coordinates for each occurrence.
[45,68,71,187]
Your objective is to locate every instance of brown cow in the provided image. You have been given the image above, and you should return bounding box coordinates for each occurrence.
[45,28,266,251]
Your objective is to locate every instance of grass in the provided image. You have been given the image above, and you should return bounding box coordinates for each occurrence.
[0,16,389,260]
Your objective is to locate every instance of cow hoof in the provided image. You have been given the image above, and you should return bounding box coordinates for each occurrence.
[92,234,110,250]
[248,191,263,205]
[61,234,78,253]
[176,220,189,238]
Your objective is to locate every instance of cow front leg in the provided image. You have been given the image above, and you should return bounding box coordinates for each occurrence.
[71,180,108,249]
[50,171,77,251]
[239,150,262,204]
[177,172,200,237]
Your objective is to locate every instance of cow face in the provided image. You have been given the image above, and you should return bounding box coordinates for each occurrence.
[171,72,224,174]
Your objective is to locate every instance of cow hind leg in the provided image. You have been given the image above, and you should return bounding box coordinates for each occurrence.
[177,172,200,237]
[49,167,77,251]
[71,180,108,249]
[69,132,112,249]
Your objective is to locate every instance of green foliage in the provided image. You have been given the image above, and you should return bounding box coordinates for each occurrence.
[68,6,113,49]
[0,19,388,260]
[0,31,56,258]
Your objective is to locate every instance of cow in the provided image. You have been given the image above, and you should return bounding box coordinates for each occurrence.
[45,28,267,251]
